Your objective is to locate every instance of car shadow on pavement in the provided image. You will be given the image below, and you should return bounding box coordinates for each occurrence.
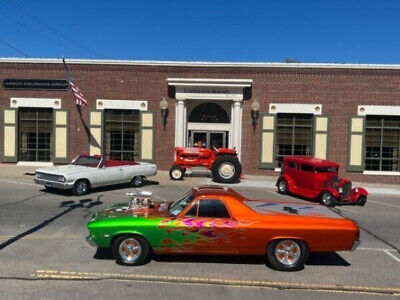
[93,248,349,267]
[0,198,103,250]
[306,252,350,266]
[40,180,159,197]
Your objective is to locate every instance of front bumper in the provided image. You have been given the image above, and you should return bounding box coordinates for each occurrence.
[351,240,361,251]
[86,235,97,247]
[34,178,74,190]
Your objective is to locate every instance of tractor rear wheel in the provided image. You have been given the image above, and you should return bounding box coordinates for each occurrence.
[211,155,242,183]
[169,165,185,180]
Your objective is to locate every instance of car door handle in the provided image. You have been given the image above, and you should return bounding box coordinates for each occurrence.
[119,168,123,171]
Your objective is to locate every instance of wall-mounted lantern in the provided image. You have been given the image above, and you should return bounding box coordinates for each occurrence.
[160,98,169,130]
[251,99,260,131]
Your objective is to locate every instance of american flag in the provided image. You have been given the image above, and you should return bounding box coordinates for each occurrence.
[62,58,88,106]
[69,81,88,106]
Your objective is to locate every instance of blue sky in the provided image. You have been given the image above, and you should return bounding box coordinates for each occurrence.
[0,0,399,63]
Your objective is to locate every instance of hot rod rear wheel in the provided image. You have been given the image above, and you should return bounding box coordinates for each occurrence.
[211,155,242,183]
[169,165,185,180]
[113,235,150,266]
[357,195,367,206]
[277,178,288,194]
[320,191,337,207]
[72,179,90,196]
[267,239,309,271]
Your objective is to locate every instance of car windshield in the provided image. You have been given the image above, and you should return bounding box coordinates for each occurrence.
[71,155,101,168]
[315,166,338,173]
[169,192,195,216]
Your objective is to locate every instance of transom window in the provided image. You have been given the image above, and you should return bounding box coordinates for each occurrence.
[19,108,53,162]
[276,113,313,167]
[104,110,139,161]
[188,102,230,123]
[365,116,400,171]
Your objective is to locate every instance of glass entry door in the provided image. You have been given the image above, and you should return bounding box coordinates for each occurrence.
[189,130,228,149]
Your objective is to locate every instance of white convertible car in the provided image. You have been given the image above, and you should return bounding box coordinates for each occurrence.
[34,155,157,196]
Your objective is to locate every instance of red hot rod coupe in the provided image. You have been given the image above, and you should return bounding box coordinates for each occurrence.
[276,156,368,207]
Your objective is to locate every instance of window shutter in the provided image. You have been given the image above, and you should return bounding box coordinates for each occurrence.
[139,111,155,162]
[313,115,329,160]
[259,113,276,169]
[347,116,365,172]
[2,108,18,162]
[53,110,69,164]
[89,110,103,156]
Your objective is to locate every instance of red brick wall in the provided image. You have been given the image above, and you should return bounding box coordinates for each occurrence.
[1,62,400,185]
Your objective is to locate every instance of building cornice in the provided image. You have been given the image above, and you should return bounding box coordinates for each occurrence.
[1,57,400,70]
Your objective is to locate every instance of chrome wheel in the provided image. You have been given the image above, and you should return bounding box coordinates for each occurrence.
[171,169,182,179]
[119,238,142,263]
[76,181,88,194]
[278,180,287,193]
[321,191,336,207]
[132,176,143,187]
[218,162,235,179]
[274,240,301,266]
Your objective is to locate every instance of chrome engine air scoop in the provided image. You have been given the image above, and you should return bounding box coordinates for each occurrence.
[126,191,153,208]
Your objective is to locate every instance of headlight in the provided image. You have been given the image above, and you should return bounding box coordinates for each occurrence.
[58,176,66,183]
[36,173,41,178]
[338,187,343,193]
[354,187,359,193]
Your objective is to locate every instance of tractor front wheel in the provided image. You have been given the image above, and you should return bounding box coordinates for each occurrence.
[211,155,242,183]
[169,165,185,180]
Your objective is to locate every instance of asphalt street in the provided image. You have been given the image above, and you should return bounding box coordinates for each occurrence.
[0,171,399,299]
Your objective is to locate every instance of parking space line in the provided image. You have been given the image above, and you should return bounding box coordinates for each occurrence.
[0,178,36,186]
[358,247,397,252]
[339,207,359,214]
[0,234,81,240]
[368,199,400,209]
[384,250,400,263]
[29,270,400,296]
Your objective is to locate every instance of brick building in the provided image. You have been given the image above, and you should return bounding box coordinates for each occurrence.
[1,58,400,185]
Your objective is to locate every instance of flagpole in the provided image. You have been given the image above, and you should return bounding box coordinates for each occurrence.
[62,57,83,119]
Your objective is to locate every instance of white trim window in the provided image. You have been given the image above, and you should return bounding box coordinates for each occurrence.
[275,113,314,167]
[365,115,400,172]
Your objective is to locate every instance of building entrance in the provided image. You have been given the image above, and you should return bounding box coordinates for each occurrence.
[188,130,228,149]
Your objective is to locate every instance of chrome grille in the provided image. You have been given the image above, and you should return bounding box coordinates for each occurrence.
[36,172,63,182]
[341,182,351,200]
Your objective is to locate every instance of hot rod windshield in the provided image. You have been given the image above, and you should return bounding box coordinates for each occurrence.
[169,192,195,216]
[71,155,102,168]
[315,166,338,173]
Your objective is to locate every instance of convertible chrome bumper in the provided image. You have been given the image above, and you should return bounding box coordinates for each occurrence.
[86,236,97,247]
[351,240,361,251]
[34,178,74,190]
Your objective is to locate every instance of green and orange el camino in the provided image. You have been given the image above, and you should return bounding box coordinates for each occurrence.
[86,185,360,271]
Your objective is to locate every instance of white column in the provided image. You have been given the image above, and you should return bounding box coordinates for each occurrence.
[232,100,242,153]
[176,99,185,146]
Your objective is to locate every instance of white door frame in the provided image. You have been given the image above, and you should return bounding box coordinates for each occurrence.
[167,78,252,159]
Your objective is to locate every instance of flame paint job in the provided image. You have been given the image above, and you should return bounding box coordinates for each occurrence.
[87,186,359,255]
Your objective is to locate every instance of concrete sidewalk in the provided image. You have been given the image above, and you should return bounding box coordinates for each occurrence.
[0,164,399,196]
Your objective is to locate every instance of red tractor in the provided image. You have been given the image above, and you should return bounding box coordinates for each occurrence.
[169,146,242,183]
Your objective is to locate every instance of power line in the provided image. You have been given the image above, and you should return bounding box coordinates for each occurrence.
[4,0,102,58]
[0,37,30,57]
[0,10,89,58]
